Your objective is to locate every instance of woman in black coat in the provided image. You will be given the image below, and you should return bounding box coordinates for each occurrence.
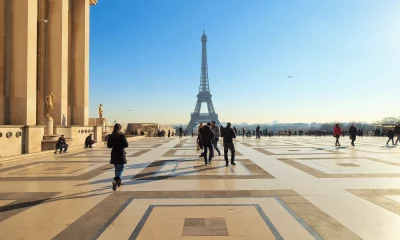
[107,123,128,191]
[349,124,357,146]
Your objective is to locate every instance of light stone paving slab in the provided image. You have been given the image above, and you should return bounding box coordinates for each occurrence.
[0,136,399,239]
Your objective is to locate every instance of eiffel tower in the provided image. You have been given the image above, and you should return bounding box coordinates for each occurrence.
[185,31,221,133]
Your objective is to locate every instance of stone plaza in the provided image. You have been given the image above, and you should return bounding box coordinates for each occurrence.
[0,135,399,239]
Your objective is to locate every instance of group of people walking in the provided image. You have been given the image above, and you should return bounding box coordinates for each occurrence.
[196,121,236,166]
[333,123,400,147]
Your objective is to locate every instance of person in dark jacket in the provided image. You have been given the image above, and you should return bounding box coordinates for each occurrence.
[233,126,237,136]
[210,121,221,157]
[387,128,395,146]
[349,124,357,146]
[179,126,183,138]
[54,135,68,154]
[85,134,94,148]
[202,124,215,165]
[222,122,236,167]
[107,123,128,191]
[197,123,204,157]
[394,124,400,145]
[256,125,261,139]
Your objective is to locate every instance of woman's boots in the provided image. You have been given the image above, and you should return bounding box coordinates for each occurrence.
[112,177,122,191]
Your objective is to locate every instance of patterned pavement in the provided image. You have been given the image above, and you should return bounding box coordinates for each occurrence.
[0,136,399,239]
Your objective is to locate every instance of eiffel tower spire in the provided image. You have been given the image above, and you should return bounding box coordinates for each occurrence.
[185,31,221,133]
[199,30,209,93]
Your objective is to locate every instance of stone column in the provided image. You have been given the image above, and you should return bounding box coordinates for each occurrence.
[9,0,38,125]
[70,0,90,126]
[36,0,47,126]
[48,0,69,125]
[0,0,5,124]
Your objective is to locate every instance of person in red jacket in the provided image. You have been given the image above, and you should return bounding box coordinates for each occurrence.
[333,123,342,147]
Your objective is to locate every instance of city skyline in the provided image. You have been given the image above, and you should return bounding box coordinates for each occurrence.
[89,0,400,124]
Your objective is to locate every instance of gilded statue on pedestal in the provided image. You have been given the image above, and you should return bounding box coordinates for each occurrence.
[99,104,103,120]
[45,92,55,118]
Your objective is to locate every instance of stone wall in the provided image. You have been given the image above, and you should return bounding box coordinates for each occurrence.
[54,126,94,146]
[0,125,45,157]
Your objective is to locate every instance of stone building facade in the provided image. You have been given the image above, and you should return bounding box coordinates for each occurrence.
[0,0,99,157]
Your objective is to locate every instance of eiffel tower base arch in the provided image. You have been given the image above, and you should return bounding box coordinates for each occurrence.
[185,113,221,134]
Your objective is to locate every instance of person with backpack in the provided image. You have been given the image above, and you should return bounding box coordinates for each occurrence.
[107,123,128,191]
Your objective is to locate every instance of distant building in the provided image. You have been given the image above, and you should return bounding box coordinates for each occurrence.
[126,123,175,136]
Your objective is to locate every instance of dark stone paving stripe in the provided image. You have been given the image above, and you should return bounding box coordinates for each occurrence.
[0,162,112,181]
[52,193,132,240]
[0,192,60,223]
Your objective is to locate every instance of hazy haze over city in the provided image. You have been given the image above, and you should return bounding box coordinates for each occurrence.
[88,0,400,124]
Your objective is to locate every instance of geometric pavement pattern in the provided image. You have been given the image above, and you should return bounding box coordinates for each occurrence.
[0,136,400,239]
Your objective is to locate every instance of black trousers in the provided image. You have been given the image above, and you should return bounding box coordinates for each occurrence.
[350,134,356,144]
[387,137,395,145]
[223,142,235,163]
[335,136,340,146]
[203,143,213,163]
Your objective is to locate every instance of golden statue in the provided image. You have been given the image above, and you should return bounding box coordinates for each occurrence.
[45,92,55,118]
[99,104,103,120]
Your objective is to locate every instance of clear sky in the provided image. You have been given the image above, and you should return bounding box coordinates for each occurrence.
[89,0,400,124]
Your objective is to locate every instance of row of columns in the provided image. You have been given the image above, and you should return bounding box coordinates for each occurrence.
[0,0,96,126]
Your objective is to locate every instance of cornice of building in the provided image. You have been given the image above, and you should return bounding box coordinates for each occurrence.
[90,0,99,5]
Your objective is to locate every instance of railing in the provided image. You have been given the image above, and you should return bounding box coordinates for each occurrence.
[191,113,216,116]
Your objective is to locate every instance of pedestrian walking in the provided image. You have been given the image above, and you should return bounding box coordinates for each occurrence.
[349,124,357,146]
[256,125,261,139]
[387,128,395,146]
[394,124,400,145]
[179,126,183,138]
[197,123,204,157]
[222,122,236,167]
[233,126,238,136]
[202,123,215,165]
[333,123,342,147]
[107,123,128,191]
[211,121,221,156]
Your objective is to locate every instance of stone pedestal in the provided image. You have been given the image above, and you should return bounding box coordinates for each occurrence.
[98,119,106,133]
[45,117,54,135]
[94,126,103,144]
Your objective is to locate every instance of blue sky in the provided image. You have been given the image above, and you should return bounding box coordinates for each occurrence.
[89,0,400,124]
